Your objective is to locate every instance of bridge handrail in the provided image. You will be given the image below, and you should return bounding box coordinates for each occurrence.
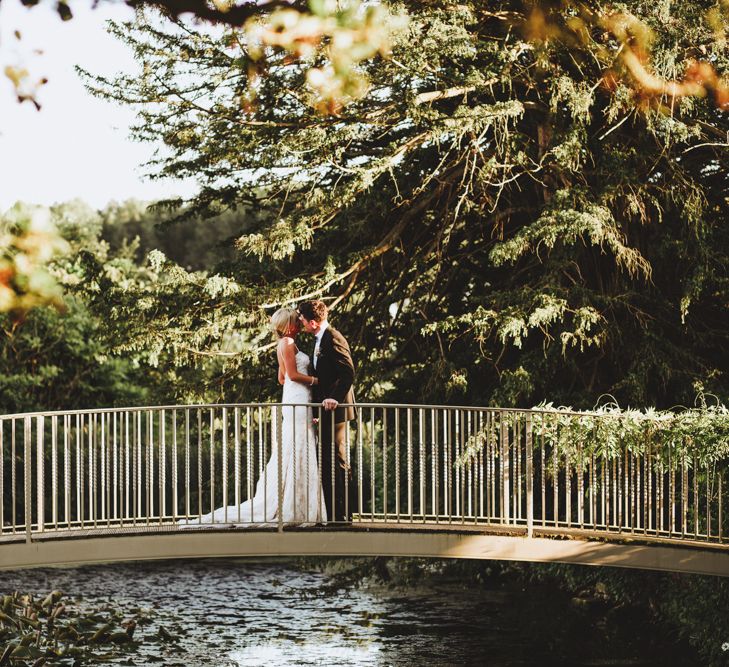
[0,402,611,420]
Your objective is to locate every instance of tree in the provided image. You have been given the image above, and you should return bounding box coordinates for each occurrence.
[78,0,728,409]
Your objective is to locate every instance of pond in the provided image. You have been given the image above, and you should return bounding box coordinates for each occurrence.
[0,558,698,666]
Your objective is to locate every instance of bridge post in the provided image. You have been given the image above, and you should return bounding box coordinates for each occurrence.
[526,414,533,538]
[276,405,283,533]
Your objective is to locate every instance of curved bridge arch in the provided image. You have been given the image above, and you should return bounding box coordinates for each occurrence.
[3,527,729,576]
[2,403,727,575]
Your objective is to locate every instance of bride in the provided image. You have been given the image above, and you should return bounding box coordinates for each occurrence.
[179,308,327,527]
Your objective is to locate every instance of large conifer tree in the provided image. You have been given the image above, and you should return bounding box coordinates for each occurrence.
[81,0,729,408]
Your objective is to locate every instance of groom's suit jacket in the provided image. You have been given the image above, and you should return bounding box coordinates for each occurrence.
[312,326,356,424]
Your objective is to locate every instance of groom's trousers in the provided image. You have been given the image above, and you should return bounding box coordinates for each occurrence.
[319,416,353,522]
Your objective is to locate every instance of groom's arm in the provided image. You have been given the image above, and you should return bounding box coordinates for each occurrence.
[325,331,355,404]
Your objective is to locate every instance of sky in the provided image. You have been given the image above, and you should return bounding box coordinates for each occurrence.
[0,0,191,212]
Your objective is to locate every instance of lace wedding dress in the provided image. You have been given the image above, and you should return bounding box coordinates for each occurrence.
[179,350,327,526]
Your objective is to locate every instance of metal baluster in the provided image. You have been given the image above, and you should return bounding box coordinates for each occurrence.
[455,410,466,523]
[250,406,257,521]
[24,417,31,541]
[407,408,413,521]
[612,457,617,530]
[345,414,351,523]
[578,437,583,529]
[540,420,545,528]
[485,411,492,522]
[222,407,228,524]
[160,411,166,525]
[526,413,533,537]
[500,412,508,524]
[246,407,252,520]
[105,413,111,526]
[358,409,364,518]
[631,449,636,533]
[670,443,676,535]
[371,407,376,523]
[470,410,477,524]
[36,416,44,534]
[113,413,118,525]
[172,409,178,521]
[623,448,629,532]
[258,407,264,522]
[604,451,610,530]
[318,410,323,524]
[12,419,18,533]
[197,409,203,521]
[234,408,240,523]
[147,410,153,525]
[64,415,71,530]
[694,455,699,539]
[477,411,483,521]
[124,412,130,522]
[657,457,663,534]
[516,415,521,523]
[443,409,449,523]
[89,414,95,528]
[383,408,388,522]
[719,474,723,543]
[707,462,712,541]
[420,408,426,521]
[135,411,141,525]
[432,409,438,522]
[591,452,596,528]
[565,427,571,528]
[467,410,473,521]
[682,453,687,538]
[51,416,57,530]
[305,405,310,524]
[246,408,252,516]
[185,409,190,520]
[276,405,283,532]
[100,413,106,523]
[101,413,106,525]
[646,439,651,534]
[209,408,215,523]
[77,414,84,527]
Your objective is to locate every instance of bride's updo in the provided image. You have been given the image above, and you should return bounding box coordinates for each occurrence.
[270,307,298,339]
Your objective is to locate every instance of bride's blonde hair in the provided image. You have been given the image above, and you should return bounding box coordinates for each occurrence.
[270,307,298,339]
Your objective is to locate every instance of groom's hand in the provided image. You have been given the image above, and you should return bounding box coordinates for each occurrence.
[322,398,338,411]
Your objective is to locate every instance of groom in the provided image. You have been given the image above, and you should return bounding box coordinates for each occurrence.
[297,300,356,523]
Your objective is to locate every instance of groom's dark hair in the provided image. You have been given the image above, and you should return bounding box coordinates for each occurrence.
[298,300,328,322]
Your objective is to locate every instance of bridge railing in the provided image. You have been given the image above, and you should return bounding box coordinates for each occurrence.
[1,403,727,545]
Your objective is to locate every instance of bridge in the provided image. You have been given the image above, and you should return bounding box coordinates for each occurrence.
[1,403,728,576]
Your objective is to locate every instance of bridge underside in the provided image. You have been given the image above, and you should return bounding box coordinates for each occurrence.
[2,525,728,576]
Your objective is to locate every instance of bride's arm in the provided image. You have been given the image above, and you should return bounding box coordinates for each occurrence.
[277,348,285,385]
[278,338,318,387]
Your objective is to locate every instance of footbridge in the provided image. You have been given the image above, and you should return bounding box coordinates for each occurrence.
[2,403,728,575]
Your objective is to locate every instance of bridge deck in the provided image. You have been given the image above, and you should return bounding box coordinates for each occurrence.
[2,522,729,577]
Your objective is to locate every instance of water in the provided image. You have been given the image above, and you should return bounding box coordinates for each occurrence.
[0,559,697,666]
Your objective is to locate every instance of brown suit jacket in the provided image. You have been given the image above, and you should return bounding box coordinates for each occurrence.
[312,326,356,423]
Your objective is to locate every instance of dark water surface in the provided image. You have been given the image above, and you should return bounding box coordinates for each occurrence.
[0,559,697,666]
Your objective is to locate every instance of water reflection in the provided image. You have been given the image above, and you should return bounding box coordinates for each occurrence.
[230,642,382,666]
[0,559,698,666]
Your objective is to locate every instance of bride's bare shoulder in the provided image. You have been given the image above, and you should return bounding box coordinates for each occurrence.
[277,336,295,351]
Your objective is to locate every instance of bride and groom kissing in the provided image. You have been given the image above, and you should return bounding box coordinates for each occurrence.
[180,300,355,528]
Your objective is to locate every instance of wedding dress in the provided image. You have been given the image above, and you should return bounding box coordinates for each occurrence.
[179,350,327,526]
